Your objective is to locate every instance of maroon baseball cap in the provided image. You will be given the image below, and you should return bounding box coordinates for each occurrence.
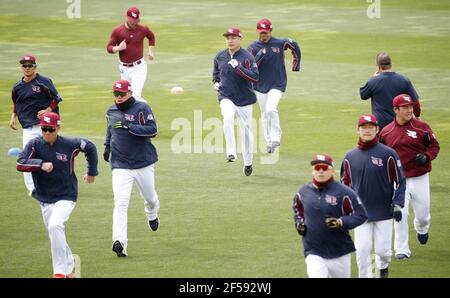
[113,80,132,92]
[393,94,414,107]
[20,55,36,64]
[127,6,140,21]
[310,154,334,167]
[358,113,378,126]
[257,18,273,33]
[39,112,60,127]
[223,27,243,38]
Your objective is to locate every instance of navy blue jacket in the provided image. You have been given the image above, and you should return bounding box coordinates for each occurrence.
[292,180,367,259]
[341,142,406,221]
[248,37,301,93]
[360,72,419,129]
[12,74,62,128]
[213,47,258,106]
[16,136,98,203]
[105,98,158,169]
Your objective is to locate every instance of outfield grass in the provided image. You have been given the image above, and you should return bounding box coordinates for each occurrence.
[0,0,449,278]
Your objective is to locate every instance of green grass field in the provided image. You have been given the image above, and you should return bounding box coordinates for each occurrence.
[0,0,449,278]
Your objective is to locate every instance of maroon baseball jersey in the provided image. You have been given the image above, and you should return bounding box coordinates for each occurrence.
[380,118,440,177]
[107,24,155,63]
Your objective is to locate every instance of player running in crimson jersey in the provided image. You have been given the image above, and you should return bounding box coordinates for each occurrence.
[380,94,440,260]
[248,18,301,153]
[16,112,98,278]
[292,154,367,278]
[341,114,405,278]
[10,55,62,194]
[107,7,155,102]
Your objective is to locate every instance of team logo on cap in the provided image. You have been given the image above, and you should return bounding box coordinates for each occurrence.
[363,115,372,122]
[43,116,52,124]
[131,12,137,18]
[115,83,122,89]
[316,155,326,161]
[404,96,411,102]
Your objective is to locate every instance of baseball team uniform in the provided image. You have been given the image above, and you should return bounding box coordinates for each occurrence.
[105,91,160,257]
[213,28,259,173]
[12,59,62,193]
[380,97,440,258]
[248,19,301,153]
[16,113,98,277]
[341,115,406,278]
[107,8,155,102]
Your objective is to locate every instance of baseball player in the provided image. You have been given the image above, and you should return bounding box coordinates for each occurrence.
[360,53,421,130]
[247,18,301,153]
[341,114,405,278]
[292,154,367,278]
[10,55,62,195]
[213,27,259,176]
[16,112,98,278]
[104,80,160,257]
[107,6,155,102]
[380,94,440,260]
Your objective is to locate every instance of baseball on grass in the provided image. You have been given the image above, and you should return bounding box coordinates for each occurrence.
[170,86,184,94]
[8,147,22,157]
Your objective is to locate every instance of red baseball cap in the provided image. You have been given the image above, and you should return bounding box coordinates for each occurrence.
[223,27,243,38]
[393,94,414,107]
[113,80,132,92]
[257,18,272,33]
[127,6,140,21]
[39,112,60,127]
[358,113,378,126]
[310,154,334,167]
[20,55,36,64]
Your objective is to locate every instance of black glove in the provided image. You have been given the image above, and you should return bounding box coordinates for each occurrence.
[114,120,130,130]
[393,205,402,222]
[103,147,111,163]
[415,153,428,165]
[296,222,306,236]
[325,217,343,229]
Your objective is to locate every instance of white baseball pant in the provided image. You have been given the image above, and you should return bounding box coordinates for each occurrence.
[23,125,41,193]
[112,164,160,253]
[219,98,254,166]
[305,253,351,278]
[394,173,430,257]
[40,200,76,276]
[255,89,283,145]
[119,58,148,102]
[354,219,392,278]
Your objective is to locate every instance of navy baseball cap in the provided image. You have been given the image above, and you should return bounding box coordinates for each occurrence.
[39,112,60,127]
[20,55,36,64]
[358,113,378,126]
[310,154,334,167]
[393,94,414,107]
[223,27,243,38]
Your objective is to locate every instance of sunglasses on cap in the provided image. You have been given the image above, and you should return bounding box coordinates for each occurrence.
[22,64,35,68]
[313,164,332,171]
[113,91,127,97]
[41,126,56,133]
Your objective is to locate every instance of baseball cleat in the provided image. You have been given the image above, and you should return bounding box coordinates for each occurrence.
[53,273,66,278]
[112,240,127,257]
[148,217,159,231]
[244,165,253,176]
[417,233,429,245]
[226,154,236,162]
[395,253,409,260]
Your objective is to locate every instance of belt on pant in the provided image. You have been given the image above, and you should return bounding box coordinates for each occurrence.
[120,60,142,67]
